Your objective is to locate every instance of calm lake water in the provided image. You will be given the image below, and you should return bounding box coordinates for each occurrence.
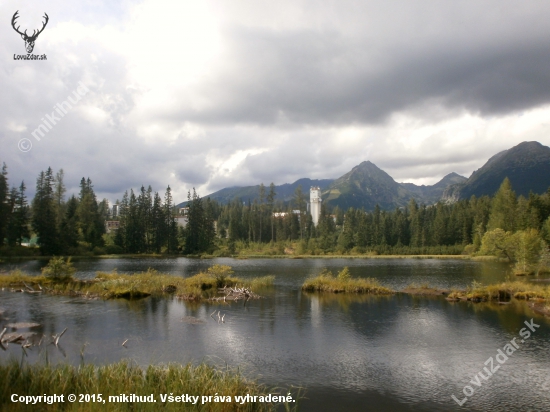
[1,258,550,411]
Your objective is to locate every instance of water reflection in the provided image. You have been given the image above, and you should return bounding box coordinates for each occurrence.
[1,260,550,411]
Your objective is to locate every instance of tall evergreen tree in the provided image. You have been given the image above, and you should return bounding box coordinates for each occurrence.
[115,191,129,250]
[76,177,104,247]
[53,169,66,224]
[7,181,30,246]
[258,183,265,242]
[164,186,178,253]
[32,168,61,255]
[0,163,9,245]
[59,195,80,251]
[267,182,276,242]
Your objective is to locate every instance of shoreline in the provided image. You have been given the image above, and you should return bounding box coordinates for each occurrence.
[0,253,504,262]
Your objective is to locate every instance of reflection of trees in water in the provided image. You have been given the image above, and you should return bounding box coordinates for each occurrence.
[450,298,550,335]
[305,291,392,310]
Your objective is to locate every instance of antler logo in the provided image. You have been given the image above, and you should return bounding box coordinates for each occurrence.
[11,10,49,54]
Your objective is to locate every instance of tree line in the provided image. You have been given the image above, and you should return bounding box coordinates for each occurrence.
[1,160,549,267]
[0,162,216,256]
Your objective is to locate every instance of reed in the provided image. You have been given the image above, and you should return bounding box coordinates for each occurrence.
[302,268,394,294]
[448,280,550,302]
[0,266,273,301]
[0,360,295,411]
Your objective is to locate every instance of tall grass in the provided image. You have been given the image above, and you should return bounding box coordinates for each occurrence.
[302,268,394,294]
[447,280,550,302]
[0,360,295,411]
[0,267,274,301]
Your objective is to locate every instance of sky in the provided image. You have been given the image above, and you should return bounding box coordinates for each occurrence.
[2,0,550,205]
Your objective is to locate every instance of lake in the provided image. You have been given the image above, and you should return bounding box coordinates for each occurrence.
[1,257,549,411]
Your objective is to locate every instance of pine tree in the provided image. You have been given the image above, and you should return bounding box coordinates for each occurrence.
[125,190,142,253]
[151,191,165,253]
[115,191,129,250]
[6,181,30,246]
[259,183,265,243]
[184,189,203,253]
[54,169,66,224]
[164,186,178,253]
[77,178,105,247]
[267,183,276,242]
[32,168,61,255]
[0,163,9,245]
[60,195,80,251]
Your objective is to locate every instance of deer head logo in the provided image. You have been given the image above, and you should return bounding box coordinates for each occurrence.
[11,11,49,54]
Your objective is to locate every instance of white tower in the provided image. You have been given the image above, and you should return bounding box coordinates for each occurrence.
[310,187,321,226]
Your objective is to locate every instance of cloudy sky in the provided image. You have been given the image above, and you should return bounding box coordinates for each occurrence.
[2,0,550,204]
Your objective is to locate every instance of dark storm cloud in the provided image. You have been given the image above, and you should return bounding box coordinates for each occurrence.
[166,1,550,126]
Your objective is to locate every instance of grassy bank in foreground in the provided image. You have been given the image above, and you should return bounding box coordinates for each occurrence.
[0,264,274,301]
[302,268,394,294]
[0,361,296,412]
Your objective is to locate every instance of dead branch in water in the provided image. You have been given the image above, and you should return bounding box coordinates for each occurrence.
[209,286,262,302]
[54,328,67,346]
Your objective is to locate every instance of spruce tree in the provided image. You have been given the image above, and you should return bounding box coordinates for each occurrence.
[77,178,105,247]
[32,168,61,255]
[164,186,178,253]
[6,181,30,246]
[267,183,276,242]
[0,163,9,245]
[60,195,80,251]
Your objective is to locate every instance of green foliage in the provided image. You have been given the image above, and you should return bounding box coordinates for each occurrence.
[509,229,543,275]
[487,178,517,232]
[207,264,235,287]
[0,360,289,412]
[302,268,394,294]
[542,216,550,244]
[32,168,61,255]
[337,266,351,280]
[6,181,30,246]
[183,189,216,254]
[0,163,9,246]
[479,228,513,259]
[1,265,273,302]
[41,256,76,281]
[451,280,550,302]
[77,177,105,248]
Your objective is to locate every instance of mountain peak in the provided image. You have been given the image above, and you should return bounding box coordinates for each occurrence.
[450,141,550,199]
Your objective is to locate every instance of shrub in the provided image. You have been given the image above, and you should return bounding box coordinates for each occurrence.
[93,247,107,256]
[337,267,351,280]
[105,244,124,255]
[41,257,76,281]
[207,264,235,287]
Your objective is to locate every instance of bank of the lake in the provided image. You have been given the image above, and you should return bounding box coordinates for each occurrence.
[0,252,504,261]
[1,360,297,412]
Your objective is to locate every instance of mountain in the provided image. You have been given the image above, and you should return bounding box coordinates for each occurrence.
[322,161,410,210]
[178,165,466,210]
[177,178,334,207]
[442,141,550,201]
[322,162,466,210]
[178,141,550,210]
[401,172,467,204]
